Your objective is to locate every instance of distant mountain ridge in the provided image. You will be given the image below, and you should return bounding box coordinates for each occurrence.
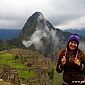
[64,29,85,38]
[0,29,21,41]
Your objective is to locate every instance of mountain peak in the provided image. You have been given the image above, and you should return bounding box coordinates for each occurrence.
[19,12,49,38]
[32,12,45,20]
[33,12,43,16]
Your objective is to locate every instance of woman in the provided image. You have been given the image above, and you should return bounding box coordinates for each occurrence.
[56,34,85,85]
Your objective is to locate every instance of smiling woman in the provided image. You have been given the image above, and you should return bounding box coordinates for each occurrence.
[68,41,78,51]
[56,34,85,85]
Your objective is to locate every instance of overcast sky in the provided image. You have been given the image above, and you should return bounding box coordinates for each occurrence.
[0,0,85,30]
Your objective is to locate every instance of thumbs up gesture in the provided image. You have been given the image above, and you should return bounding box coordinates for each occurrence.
[61,56,66,65]
[74,58,80,66]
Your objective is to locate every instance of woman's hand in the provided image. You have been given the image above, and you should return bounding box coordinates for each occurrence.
[61,56,66,65]
[74,58,80,66]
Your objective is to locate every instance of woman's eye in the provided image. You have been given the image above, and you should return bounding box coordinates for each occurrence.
[71,41,77,44]
[71,41,73,43]
[74,42,77,44]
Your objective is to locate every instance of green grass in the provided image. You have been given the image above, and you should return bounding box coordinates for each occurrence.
[0,53,14,65]
[0,53,26,69]
[10,63,26,68]
[50,61,63,85]
[18,69,36,78]
[18,69,37,84]
[52,70,63,85]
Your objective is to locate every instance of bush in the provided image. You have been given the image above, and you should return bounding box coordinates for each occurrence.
[48,68,54,80]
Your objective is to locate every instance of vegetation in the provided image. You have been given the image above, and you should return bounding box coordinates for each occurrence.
[0,48,63,85]
[0,53,25,69]
[19,69,36,78]
[0,50,37,84]
[49,61,63,85]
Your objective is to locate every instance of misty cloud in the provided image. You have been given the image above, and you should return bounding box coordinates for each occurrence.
[22,29,48,50]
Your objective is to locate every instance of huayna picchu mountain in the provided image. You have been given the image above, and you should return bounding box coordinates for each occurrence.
[19,12,85,56]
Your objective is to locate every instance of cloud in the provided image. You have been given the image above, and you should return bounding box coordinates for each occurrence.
[56,16,85,30]
[22,29,48,50]
[0,0,85,29]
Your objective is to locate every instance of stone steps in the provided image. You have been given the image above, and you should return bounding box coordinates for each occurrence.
[0,79,14,85]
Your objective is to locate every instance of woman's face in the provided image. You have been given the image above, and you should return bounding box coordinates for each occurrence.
[69,40,78,51]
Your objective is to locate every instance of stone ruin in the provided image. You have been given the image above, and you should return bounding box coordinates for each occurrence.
[0,66,20,85]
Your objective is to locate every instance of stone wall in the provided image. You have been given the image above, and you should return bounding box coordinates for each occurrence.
[0,66,20,85]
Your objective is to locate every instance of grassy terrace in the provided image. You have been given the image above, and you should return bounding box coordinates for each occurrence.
[18,69,37,84]
[0,53,25,68]
[0,51,37,84]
